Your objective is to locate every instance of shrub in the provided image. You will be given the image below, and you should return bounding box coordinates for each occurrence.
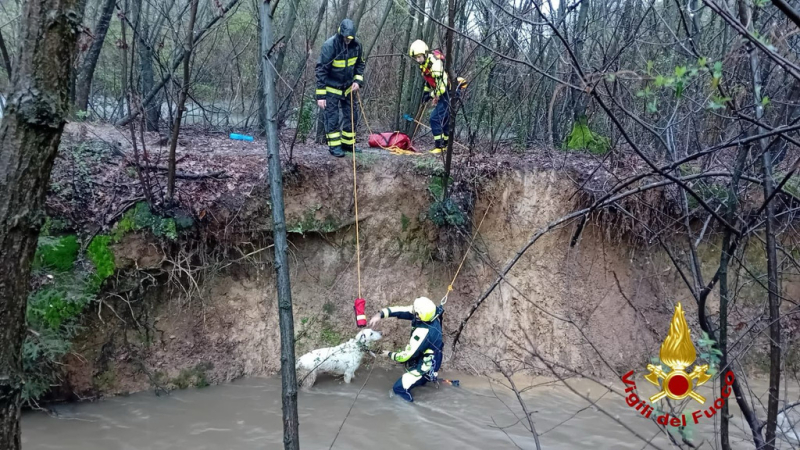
[564,117,611,155]
[34,235,79,272]
[428,198,466,228]
[87,235,115,292]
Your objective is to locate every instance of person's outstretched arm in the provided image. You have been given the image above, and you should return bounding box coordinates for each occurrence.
[368,305,413,326]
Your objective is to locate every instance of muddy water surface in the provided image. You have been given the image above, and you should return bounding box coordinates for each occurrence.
[23,369,758,450]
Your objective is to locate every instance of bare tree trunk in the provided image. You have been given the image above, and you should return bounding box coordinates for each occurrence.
[139,25,160,131]
[74,0,117,111]
[569,0,590,122]
[424,0,441,44]
[402,0,426,135]
[277,0,325,128]
[352,0,369,32]
[260,1,299,449]
[121,0,154,206]
[336,0,352,24]
[130,0,159,131]
[401,0,440,132]
[121,1,130,117]
[274,0,299,74]
[0,29,11,79]
[738,0,781,445]
[167,0,200,203]
[258,10,267,135]
[393,4,415,131]
[309,0,328,47]
[310,1,329,144]
[718,143,749,450]
[0,0,82,448]
[365,0,392,59]
[442,0,455,199]
[115,0,241,127]
[754,56,782,450]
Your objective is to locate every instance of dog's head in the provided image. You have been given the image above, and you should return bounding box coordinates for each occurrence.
[355,328,382,345]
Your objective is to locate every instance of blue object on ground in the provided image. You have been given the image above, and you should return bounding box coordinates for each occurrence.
[229,133,254,141]
[402,114,414,122]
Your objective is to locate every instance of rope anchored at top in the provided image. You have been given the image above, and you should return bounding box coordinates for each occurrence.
[351,89,362,300]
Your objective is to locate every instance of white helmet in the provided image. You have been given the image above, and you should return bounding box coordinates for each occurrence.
[413,297,437,322]
[409,39,429,58]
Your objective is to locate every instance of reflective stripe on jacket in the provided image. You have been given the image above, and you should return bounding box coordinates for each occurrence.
[315,35,365,100]
[383,305,444,376]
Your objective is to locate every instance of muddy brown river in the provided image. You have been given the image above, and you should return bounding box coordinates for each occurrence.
[23,369,764,449]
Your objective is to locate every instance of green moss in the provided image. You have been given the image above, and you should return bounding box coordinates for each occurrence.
[428,176,454,202]
[87,235,115,292]
[400,213,410,232]
[114,202,179,241]
[94,368,117,391]
[564,117,611,155]
[288,206,339,235]
[34,235,79,272]
[171,362,213,389]
[111,210,136,243]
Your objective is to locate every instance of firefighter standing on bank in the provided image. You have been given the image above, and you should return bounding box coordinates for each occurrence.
[408,39,465,154]
[316,19,365,158]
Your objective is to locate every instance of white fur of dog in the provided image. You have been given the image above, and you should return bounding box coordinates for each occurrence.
[778,408,800,445]
[296,328,382,389]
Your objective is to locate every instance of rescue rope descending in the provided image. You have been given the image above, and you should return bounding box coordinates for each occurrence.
[440,202,491,306]
[350,89,362,300]
[351,89,486,306]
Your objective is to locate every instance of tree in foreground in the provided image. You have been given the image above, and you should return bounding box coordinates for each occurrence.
[0,0,83,448]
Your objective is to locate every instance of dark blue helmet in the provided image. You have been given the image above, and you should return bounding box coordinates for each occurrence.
[338,18,356,39]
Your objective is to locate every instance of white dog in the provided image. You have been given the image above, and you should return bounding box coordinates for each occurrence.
[296,328,382,389]
[778,408,800,445]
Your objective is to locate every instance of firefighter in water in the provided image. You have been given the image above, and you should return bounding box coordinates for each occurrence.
[316,19,366,157]
[368,297,444,402]
[408,40,466,154]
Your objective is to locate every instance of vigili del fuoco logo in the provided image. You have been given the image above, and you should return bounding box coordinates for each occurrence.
[621,302,735,427]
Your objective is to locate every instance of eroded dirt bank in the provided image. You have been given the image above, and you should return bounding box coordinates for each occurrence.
[47,123,780,399]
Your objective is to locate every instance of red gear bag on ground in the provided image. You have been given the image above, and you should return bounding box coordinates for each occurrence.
[367,132,418,152]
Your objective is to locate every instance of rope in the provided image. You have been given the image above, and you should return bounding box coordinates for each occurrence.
[404,114,471,151]
[411,101,424,140]
[355,91,422,156]
[350,89,362,299]
[328,355,376,450]
[440,203,491,305]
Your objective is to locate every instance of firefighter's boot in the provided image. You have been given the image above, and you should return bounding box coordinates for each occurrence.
[429,139,446,154]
